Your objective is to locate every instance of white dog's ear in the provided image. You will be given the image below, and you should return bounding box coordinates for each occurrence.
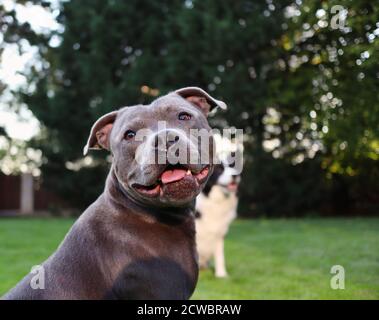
[83,111,118,155]
[175,87,227,116]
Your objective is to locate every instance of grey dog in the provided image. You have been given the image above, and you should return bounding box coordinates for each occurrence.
[3,87,227,300]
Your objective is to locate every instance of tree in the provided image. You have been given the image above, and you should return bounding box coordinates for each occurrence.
[17,0,379,215]
[21,0,291,210]
[0,0,51,95]
[264,0,379,214]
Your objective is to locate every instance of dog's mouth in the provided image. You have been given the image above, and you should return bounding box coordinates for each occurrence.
[227,181,238,192]
[132,165,210,198]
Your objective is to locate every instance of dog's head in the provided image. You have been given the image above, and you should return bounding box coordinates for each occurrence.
[202,163,241,196]
[84,87,227,207]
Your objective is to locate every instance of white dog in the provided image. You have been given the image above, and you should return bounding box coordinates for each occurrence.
[195,164,240,277]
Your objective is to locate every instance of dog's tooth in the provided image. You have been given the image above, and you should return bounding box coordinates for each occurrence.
[186,169,191,176]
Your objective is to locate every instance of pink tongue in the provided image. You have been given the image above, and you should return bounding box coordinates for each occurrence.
[161,169,187,184]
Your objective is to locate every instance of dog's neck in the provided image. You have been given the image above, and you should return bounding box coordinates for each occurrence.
[104,170,195,225]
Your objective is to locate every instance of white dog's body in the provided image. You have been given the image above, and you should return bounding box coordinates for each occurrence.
[195,166,239,277]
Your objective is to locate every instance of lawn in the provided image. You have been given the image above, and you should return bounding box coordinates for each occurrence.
[0,217,378,299]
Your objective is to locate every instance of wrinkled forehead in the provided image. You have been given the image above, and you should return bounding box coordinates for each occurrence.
[115,105,149,125]
[113,94,202,130]
[151,94,195,111]
[151,93,203,118]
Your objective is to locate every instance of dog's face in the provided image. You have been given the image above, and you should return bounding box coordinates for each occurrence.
[217,167,241,192]
[202,164,241,196]
[84,87,227,207]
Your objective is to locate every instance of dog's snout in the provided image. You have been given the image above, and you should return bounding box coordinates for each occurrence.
[153,130,180,150]
[153,135,162,149]
[167,135,180,147]
[140,128,200,167]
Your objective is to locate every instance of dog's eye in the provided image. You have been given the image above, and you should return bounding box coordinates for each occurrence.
[178,112,192,121]
[124,130,136,140]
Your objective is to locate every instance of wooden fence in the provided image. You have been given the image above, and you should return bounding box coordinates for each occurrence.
[0,173,65,215]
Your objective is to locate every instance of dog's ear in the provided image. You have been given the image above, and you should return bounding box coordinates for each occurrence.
[175,87,227,116]
[83,111,118,155]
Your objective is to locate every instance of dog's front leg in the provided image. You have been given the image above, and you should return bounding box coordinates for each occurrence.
[214,239,228,278]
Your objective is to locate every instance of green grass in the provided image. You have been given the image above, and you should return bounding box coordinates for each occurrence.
[0,217,378,299]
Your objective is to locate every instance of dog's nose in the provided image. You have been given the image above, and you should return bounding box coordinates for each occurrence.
[153,130,180,150]
[167,135,180,147]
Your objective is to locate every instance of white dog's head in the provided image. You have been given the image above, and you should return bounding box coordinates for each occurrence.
[202,163,241,196]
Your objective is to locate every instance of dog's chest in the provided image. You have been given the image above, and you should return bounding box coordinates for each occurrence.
[195,186,237,236]
[196,187,237,218]
[105,217,198,299]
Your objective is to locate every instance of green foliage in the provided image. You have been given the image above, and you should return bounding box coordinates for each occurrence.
[261,0,379,214]
[10,0,379,214]
[0,1,42,95]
